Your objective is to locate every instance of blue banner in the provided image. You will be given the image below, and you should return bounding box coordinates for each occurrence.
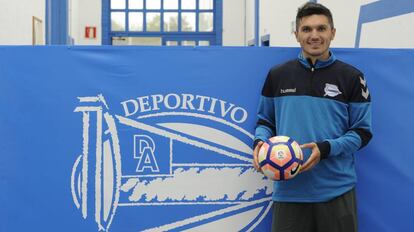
[0,46,413,231]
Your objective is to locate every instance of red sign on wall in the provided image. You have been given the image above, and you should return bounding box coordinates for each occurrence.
[85,26,97,39]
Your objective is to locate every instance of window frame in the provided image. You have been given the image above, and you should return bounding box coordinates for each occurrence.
[102,0,222,45]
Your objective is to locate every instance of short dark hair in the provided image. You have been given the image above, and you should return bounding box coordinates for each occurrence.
[296,2,334,31]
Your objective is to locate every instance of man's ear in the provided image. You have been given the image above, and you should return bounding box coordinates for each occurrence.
[331,28,336,40]
[294,31,299,42]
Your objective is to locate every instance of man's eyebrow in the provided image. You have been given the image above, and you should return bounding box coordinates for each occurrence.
[300,24,328,28]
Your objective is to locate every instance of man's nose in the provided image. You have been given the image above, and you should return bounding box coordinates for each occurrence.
[310,30,319,39]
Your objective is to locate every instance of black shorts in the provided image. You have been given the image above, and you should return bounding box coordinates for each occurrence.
[271,188,358,232]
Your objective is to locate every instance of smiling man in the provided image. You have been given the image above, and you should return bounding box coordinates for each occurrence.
[253,2,372,232]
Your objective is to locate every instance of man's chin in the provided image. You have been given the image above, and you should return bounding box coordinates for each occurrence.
[305,49,326,57]
[305,52,323,58]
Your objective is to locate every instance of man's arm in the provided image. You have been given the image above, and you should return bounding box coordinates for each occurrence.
[324,74,372,157]
[254,71,277,145]
[253,72,277,171]
[301,74,372,172]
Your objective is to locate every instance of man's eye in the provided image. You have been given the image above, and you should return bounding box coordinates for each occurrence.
[302,28,311,32]
[318,27,327,32]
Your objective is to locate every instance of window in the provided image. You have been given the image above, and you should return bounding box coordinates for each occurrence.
[103,0,222,46]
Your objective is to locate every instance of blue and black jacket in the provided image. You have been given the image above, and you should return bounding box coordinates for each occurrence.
[255,51,372,202]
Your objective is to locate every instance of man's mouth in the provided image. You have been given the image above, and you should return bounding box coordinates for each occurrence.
[308,42,322,48]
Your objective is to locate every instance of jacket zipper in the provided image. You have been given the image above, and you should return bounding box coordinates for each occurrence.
[307,58,316,95]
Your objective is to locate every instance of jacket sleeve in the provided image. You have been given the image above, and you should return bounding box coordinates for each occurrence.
[322,74,373,158]
[254,71,277,148]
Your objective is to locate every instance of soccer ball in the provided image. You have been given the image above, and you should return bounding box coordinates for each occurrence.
[258,136,303,181]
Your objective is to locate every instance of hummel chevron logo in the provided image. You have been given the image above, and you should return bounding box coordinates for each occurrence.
[362,88,370,99]
[359,76,367,87]
[359,76,370,99]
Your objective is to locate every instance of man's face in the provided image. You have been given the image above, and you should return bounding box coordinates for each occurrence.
[295,14,336,61]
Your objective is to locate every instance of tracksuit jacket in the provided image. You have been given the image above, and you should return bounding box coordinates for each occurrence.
[254,51,372,202]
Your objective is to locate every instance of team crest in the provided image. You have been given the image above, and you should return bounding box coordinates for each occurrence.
[324,83,342,97]
[70,94,273,231]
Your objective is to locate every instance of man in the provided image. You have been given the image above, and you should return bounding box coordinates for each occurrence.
[253,2,372,232]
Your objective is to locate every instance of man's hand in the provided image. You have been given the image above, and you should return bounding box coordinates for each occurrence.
[300,142,321,173]
[253,141,264,173]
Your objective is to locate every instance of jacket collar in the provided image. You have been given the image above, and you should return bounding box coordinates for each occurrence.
[298,51,336,69]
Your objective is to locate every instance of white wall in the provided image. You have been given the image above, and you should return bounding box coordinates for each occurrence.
[255,0,414,48]
[359,12,414,48]
[0,0,45,45]
[1,0,413,48]
[244,0,255,45]
[222,0,245,46]
[260,0,307,47]
[69,0,102,45]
